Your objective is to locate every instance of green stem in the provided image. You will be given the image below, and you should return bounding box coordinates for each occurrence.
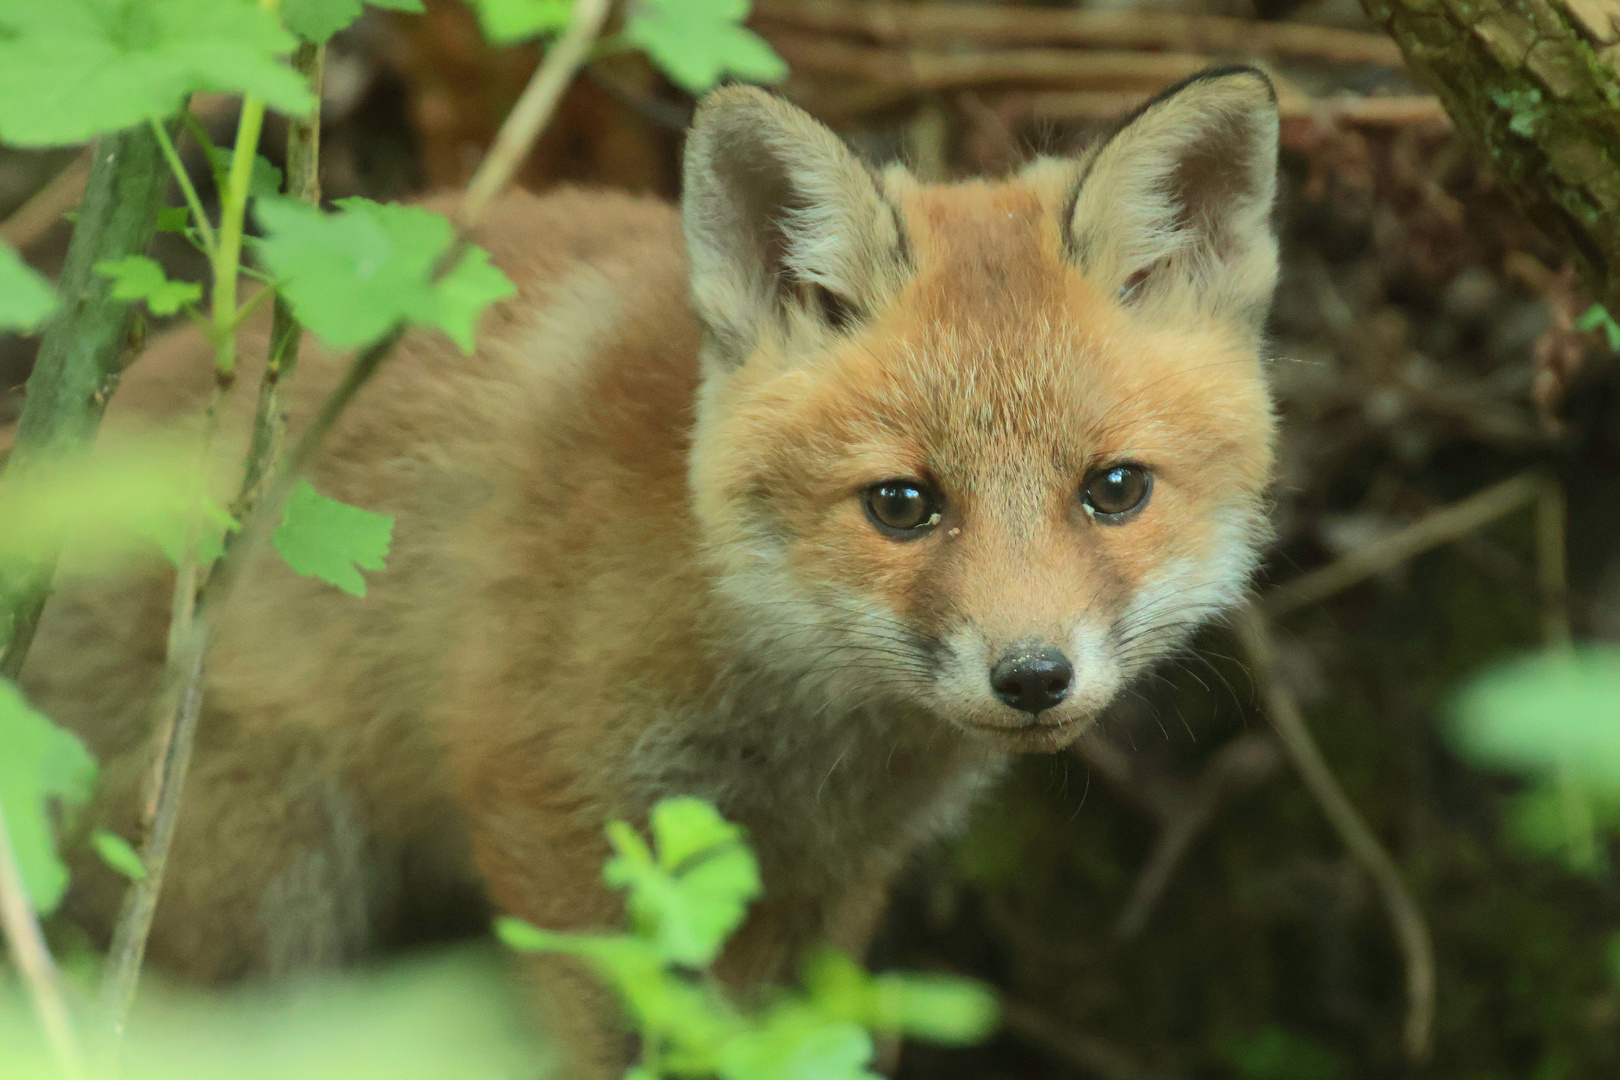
[210,94,269,379]
[148,116,216,257]
[240,40,324,513]
[0,122,175,679]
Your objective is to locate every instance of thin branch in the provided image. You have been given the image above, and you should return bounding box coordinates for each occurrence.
[1535,479,1570,648]
[1264,471,1543,617]
[1110,733,1282,940]
[990,89,1451,130]
[1000,1000,1165,1080]
[148,117,217,258]
[1235,605,1436,1061]
[239,41,325,514]
[0,121,177,680]
[0,148,92,253]
[0,804,83,1080]
[751,0,1406,66]
[461,0,614,229]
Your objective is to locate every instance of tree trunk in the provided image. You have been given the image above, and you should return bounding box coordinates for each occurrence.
[1360,0,1620,309]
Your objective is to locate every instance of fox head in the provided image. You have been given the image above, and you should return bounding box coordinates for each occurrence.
[682,69,1279,751]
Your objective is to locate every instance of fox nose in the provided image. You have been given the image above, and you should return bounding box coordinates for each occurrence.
[990,647,1073,716]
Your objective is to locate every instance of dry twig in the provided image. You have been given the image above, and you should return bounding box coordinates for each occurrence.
[1001,1000,1165,1080]
[1236,606,1436,1060]
[1265,471,1544,616]
[0,804,83,1080]
[753,0,1405,66]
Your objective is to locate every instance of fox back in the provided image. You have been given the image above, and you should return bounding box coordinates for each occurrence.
[27,69,1280,1078]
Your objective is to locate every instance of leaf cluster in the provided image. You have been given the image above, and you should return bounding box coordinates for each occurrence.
[498,797,998,1080]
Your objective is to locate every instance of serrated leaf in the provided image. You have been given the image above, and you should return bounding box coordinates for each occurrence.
[282,0,425,44]
[716,1004,876,1080]
[273,479,393,597]
[604,801,761,967]
[0,680,97,914]
[94,255,203,316]
[652,795,745,870]
[463,0,571,45]
[254,196,515,353]
[0,0,316,147]
[623,0,787,94]
[204,145,284,203]
[91,828,147,882]
[0,240,57,332]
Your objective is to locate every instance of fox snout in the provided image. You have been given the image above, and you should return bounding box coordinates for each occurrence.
[989,644,1072,717]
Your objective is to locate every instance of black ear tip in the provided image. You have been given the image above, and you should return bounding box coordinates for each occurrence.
[1146,64,1279,116]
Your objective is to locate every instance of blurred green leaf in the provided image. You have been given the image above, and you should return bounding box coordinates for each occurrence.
[204,145,285,203]
[255,196,515,352]
[604,798,761,967]
[272,479,393,597]
[94,255,203,316]
[463,0,570,45]
[1451,646,1620,786]
[0,240,57,332]
[92,828,148,882]
[715,1002,876,1080]
[283,0,425,44]
[1220,1026,1347,1080]
[623,0,787,94]
[0,444,235,573]
[0,0,315,147]
[803,949,998,1045]
[155,206,193,233]
[0,679,96,914]
[1576,303,1620,352]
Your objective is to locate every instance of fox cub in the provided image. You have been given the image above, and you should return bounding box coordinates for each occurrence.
[26,69,1280,1075]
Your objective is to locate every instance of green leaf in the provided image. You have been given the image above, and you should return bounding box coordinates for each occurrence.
[803,949,998,1046]
[0,680,97,914]
[283,0,425,44]
[0,240,57,332]
[623,0,787,94]
[91,828,147,882]
[1451,646,1620,787]
[204,145,285,203]
[463,0,571,46]
[1576,303,1620,352]
[0,0,316,147]
[604,798,761,967]
[155,206,192,233]
[272,479,393,597]
[1219,1026,1347,1080]
[254,196,516,353]
[716,1003,876,1080]
[0,442,236,573]
[94,255,203,316]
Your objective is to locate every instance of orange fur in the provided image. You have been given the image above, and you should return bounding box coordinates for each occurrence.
[24,71,1281,1077]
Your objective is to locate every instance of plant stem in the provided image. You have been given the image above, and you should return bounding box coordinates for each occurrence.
[210,96,268,380]
[0,122,175,680]
[96,0,604,1028]
[0,804,83,1080]
[1236,606,1436,1061]
[461,0,613,228]
[148,117,216,257]
[240,41,325,513]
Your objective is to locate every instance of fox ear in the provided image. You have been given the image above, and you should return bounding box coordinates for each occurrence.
[1067,67,1279,335]
[683,86,906,365]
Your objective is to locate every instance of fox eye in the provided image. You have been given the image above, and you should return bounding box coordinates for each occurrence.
[1082,464,1152,521]
[864,481,942,538]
